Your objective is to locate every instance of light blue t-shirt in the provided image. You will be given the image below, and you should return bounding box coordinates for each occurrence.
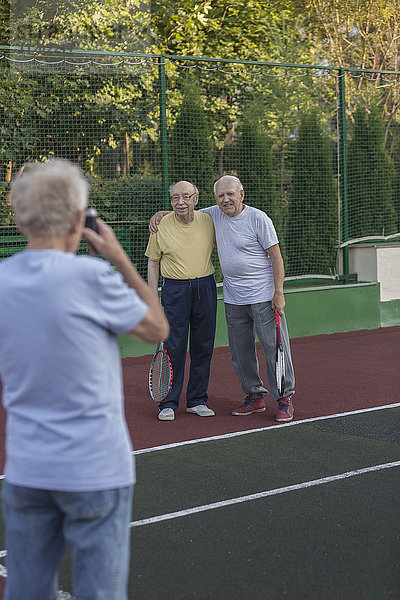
[202,204,279,304]
[0,250,147,491]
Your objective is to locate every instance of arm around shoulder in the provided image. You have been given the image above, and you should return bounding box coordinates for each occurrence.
[149,210,171,234]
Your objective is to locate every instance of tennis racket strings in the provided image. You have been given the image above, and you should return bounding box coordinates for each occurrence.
[149,343,173,402]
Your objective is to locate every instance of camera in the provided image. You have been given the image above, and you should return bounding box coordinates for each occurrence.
[84,207,99,233]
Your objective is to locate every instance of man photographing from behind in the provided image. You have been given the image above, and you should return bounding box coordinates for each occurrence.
[0,159,168,600]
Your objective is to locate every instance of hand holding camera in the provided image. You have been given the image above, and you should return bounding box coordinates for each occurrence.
[84,207,99,233]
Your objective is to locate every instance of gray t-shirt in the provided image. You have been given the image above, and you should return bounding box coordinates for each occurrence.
[202,204,279,304]
[0,250,147,491]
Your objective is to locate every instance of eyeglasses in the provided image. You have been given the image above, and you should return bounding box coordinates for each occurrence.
[170,192,196,203]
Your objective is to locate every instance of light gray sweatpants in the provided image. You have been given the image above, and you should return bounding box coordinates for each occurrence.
[224,301,295,401]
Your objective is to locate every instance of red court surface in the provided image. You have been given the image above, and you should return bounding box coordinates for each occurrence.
[123,325,399,450]
[0,327,399,600]
[0,326,399,470]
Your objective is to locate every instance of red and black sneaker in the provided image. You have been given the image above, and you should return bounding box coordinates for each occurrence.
[232,394,266,416]
[276,398,294,422]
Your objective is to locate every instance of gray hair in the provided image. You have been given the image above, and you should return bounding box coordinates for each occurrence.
[11,159,89,236]
[213,175,243,194]
[169,181,199,196]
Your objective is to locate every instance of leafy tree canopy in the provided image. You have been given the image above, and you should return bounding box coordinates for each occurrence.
[3,0,400,72]
[149,0,305,61]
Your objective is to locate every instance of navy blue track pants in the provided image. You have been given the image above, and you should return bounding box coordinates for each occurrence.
[160,274,217,411]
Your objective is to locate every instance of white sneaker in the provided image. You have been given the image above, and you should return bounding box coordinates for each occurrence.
[186,405,215,417]
[158,408,175,421]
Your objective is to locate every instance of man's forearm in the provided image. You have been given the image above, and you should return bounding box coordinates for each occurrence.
[267,244,285,313]
[267,246,284,291]
[147,259,160,298]
[271,255,285,295]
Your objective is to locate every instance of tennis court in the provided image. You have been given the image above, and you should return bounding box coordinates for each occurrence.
[0,327,399,599]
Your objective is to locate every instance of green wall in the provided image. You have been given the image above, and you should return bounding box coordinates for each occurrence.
[118,282,394,358]
[284,282,381,337]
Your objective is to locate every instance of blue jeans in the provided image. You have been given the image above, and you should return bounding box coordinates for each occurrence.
[2,481,133,600]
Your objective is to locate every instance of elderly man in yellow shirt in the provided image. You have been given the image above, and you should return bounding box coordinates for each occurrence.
[146,180,217,421]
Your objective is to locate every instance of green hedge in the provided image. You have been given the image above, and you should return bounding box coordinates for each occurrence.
[88,174,163,279]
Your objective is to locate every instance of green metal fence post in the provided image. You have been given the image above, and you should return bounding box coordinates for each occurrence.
[338,68,350,282]
[158,56,169,209]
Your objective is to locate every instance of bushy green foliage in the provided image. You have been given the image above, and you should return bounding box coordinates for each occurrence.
[224,108,286,257]
[7,0,152,53]
[89,173,162,278]
[287,112,338,276]
[0,183,13,226]
[347,107,396,239]
[168,82,214,205]
[392,139,400,231]
[1,36,400,281]
[229,113,276,213]
[0,1,10,45]
[150,0,307,62]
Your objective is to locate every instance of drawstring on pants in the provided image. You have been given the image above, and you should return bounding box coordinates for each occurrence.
[162,274,213,302]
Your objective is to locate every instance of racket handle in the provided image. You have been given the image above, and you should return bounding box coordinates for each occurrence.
[275,309,283,346]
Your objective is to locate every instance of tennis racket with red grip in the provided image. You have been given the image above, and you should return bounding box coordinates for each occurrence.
[275,309,285,397]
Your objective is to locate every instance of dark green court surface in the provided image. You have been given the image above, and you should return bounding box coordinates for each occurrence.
[1,407,399,599]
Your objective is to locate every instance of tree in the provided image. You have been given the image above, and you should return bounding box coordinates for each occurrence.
[228,107,290,261]
[226,105,281,223]
[304,0,400,143]
[6,0,152,53]
[2,0,399,259]
[287,111,338,276]
[347,105,396,239]
[305,0,400,71]
[168,82,214,205]
[392,138,400,231]
[0,0,11,45]
[149,0,305,61]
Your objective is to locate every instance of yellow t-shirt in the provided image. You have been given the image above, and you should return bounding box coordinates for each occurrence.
[145,211,215,279]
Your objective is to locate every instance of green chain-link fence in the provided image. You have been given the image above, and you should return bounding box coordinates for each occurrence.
[1,47,400,283]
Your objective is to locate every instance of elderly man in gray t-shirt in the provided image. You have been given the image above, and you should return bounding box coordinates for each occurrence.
[150,174,295,422]
[202,175,295,422]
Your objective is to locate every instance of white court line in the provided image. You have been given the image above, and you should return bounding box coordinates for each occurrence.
[0,404,399,480]
[133,403,400,455]
[1,461,399,580]
[130,460,400,527]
